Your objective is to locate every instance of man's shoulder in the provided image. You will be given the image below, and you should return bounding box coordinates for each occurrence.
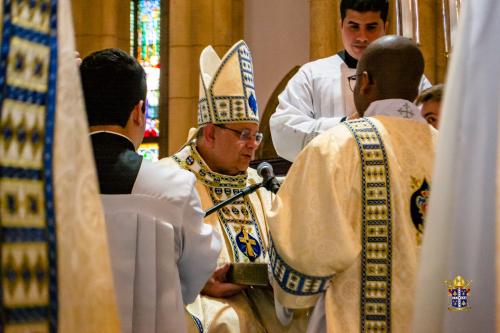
[299,54,343,74]
[371,116,433,132]
[132,157,197,202]
[295,123,357,163]
[314,122,355,147]
[101,193,173,218]
[371,116,438,144]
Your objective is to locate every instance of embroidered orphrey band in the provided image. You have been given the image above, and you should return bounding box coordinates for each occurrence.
[269,236,333,296]
[0,0,59,331]
[345,118,392,333]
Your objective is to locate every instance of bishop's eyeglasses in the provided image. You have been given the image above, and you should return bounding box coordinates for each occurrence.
[215,124,264,144]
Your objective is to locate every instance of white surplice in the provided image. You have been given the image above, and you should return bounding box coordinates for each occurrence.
[132,158,222,305]
[103,157,222,333]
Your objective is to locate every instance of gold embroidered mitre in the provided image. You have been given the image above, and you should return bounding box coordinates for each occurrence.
[198,40,259,126]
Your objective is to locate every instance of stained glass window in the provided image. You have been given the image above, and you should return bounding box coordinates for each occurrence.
[131,0,161,161]
[137,143,160,162]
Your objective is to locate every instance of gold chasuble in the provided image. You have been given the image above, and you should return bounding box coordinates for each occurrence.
[268,101,437,333]
[168,142,308,333]
[0,0,119,331]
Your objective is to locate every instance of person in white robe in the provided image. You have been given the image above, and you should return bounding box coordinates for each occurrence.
[413,1,500,332]
[161,40,309,333]
[270,0,431,162]
[80,48,221,332]
[268,36,438,333]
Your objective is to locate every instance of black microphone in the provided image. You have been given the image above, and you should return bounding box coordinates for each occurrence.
[204,162,281,217]
[205,182,262,216]
[257,162,280,194]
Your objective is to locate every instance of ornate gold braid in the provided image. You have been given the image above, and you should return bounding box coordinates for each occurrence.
[344,118,392,333]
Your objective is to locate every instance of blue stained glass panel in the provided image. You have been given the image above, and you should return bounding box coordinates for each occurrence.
[131,0,161,139]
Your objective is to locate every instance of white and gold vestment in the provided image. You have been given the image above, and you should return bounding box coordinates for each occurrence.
[269,99,438,332]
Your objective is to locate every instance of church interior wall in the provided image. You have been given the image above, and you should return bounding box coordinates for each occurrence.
[71,0,449,157]
[244,0,310,114]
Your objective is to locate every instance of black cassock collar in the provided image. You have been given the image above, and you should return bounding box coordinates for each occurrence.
[90,132,143,194]
[337,50,358,69]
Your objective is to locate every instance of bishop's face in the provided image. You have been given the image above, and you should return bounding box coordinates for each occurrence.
[210,122,261,176]
[340,10,387,60]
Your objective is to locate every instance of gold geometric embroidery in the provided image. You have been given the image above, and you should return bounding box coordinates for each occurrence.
[268,237,334,296]
[366,243,388,259]
[367,263,387,276]
[0,0,56,328]
[366,321,387,333]
[208,185,264,263]
[345,119,391,333]
[12,0,51,33]
[365,303,387,316]
[0,179,45,228]
[365,281,388,298]
[0,99,45,169]
[2,242,49,307]
[5,322,49,333]
[7,37,49,93]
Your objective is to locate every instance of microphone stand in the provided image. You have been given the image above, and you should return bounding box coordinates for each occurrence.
[205,182,263,217]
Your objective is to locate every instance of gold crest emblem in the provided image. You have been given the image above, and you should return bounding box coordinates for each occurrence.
[445,275,472,311]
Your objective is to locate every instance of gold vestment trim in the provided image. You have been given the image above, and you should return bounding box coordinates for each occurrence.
[345,118,392,333]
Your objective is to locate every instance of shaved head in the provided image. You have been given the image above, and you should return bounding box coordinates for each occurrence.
[354,35,424,114]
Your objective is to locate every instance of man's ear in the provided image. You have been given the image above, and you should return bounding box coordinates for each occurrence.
[359,71,372,95]
[338,18,343,30]
[203,124,217,147]
[131,100,145,126]
[383,21,389,33]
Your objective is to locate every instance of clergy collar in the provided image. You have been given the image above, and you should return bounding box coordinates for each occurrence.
[337,50,358,69]
[173,141,248,188]
[90,130,136,150]
[363,99,427,123]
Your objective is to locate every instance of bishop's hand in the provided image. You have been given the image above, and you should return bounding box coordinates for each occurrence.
[201,263,247,298]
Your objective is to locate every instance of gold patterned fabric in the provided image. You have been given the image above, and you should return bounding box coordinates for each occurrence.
[268,116,437,333]
[344,119,392,333]
[198,40,259,126]
[0,0,119,331]
[168,142,309,333]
